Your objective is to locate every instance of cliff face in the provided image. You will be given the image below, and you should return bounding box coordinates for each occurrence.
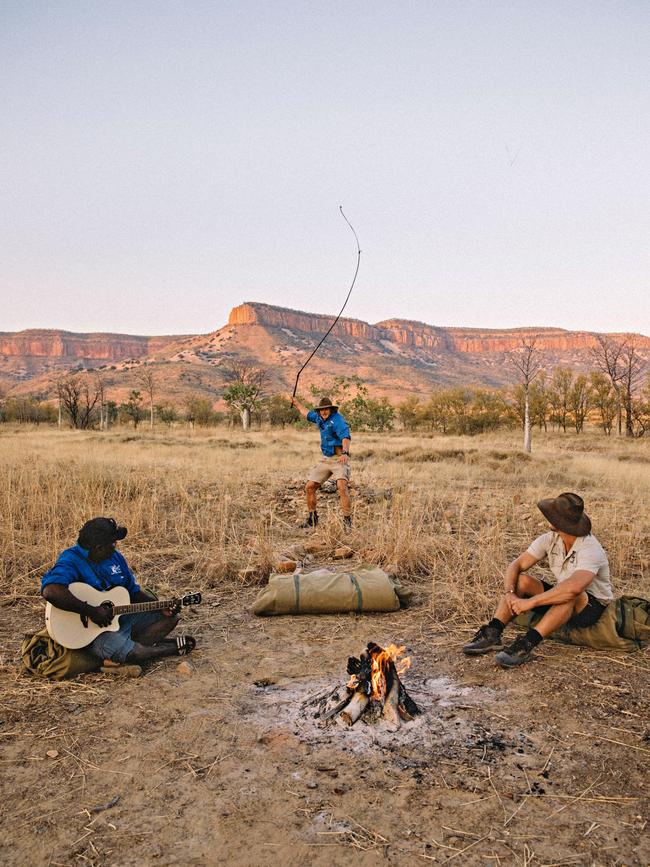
[228,302,381,341]
[228,302,650,354]
[3,302,649,401]
[0,330,182,362]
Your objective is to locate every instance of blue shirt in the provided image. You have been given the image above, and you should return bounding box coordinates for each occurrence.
[41,544,140,596]
[306,410,351,457]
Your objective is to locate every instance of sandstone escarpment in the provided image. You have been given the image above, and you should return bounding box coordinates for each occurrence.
[230,303,650,355]
[0,329,181,363]
[3,302,649,400]
[228,302,382,341]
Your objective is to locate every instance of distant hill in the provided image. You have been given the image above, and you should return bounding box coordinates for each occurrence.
[3,303,649,405]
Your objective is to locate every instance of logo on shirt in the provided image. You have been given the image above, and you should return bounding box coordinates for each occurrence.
[110,564,122,575]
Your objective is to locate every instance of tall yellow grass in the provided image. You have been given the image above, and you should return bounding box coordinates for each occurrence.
[1,425,648,621]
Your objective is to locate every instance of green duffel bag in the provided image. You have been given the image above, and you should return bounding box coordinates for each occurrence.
[252,567,412,616]
[21,629,101,680]
[514,595,650,652]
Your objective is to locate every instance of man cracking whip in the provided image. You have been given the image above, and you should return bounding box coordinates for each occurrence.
[289,207,361,531]
[291,395,352,529]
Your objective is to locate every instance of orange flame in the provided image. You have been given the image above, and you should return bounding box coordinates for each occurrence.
[348,643,411,701]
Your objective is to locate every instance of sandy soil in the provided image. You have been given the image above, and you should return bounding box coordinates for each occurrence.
[1,584,648,867]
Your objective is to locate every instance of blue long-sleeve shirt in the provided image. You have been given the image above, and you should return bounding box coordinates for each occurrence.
[41,544,140,596]
[306,410,351,457]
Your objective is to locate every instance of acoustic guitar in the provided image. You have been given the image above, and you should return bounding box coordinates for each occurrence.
[45,582,202,649]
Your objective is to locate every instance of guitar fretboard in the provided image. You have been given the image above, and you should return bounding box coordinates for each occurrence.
[111,600,175,616]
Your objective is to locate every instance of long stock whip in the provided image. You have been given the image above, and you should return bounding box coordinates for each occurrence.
[291,207,361,402]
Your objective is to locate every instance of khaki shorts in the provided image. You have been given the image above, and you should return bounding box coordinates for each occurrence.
[307,455,351,484]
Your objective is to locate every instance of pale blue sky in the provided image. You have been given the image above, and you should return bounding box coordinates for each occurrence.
[1,1,648,335]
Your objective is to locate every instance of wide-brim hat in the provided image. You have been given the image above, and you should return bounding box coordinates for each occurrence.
[78,517,128,549]
[315,396,338,412]
[537,492,591,536]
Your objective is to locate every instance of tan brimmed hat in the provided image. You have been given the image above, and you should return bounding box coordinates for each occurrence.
[537,492,592,536]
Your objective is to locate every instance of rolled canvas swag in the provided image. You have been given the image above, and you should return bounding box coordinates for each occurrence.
[253,567,412,616]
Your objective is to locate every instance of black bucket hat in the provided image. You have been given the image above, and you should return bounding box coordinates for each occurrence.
[315,396,338,412]
[78,517,127,550]
[537,493,591,536]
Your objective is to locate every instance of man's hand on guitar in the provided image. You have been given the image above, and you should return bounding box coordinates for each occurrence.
[86,602,114,628]
[163,599,182,617]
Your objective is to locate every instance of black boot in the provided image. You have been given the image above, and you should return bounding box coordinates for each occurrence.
[299,512,318,528]
[462,623,503,655]
[495,630,542,668]
[343,515,352,531]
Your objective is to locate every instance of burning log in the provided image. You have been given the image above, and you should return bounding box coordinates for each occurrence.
[383,675,401,729]
[314,642,421,728]
[339,691,369,726]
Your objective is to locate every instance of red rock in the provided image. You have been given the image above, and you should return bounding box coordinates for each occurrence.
[334,546,353,560]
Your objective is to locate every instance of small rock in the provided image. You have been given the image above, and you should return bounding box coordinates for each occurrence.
[46,749,59,759]
[334,546,353,560]
[176,660,194,676]
[303,541,327,554]
[275,560,297,573]
[316,767,339,778]
[306,781,318,789]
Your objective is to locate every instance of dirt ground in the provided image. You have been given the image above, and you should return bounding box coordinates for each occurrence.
[1,585,648,867]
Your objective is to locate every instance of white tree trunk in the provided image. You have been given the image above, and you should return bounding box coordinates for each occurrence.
[241,407,251,430]
[524,390,532,453]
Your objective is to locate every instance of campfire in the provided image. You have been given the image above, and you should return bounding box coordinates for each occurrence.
[315,642,420,730]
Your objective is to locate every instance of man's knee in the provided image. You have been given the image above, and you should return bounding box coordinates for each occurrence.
[516,573,544,596]
[306,481,320,494]
[132,614,179,644]
[573,591,589,614]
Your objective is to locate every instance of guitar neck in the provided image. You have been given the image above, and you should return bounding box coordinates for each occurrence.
[112,599,175,616]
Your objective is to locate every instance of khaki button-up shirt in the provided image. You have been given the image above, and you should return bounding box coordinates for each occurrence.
[526,532,613,603]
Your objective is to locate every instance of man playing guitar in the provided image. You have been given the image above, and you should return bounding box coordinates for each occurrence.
[41,517,196,663]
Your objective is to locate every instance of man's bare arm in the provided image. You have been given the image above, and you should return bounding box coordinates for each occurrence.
[291,396,310,416]
[42,583,114,627]
[504,552,539,593]
[519,571,595,608]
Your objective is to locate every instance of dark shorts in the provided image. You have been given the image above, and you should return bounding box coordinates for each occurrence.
[534,580,608,629]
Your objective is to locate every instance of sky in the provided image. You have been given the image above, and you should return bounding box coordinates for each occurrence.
[1,1,649,336]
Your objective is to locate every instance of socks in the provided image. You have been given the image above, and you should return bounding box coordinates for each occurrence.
[488,618,506,634]
[524,628,543,647]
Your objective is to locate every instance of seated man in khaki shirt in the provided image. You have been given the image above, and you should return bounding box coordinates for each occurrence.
[463,492,613,668]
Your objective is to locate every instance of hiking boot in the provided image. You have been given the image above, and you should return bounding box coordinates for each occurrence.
[495,634,536,668]
[462,624,503,656]
[343,515,352,531]
[299,512,318,528]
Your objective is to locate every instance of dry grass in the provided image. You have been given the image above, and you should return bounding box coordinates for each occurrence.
[1,425,648,622]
